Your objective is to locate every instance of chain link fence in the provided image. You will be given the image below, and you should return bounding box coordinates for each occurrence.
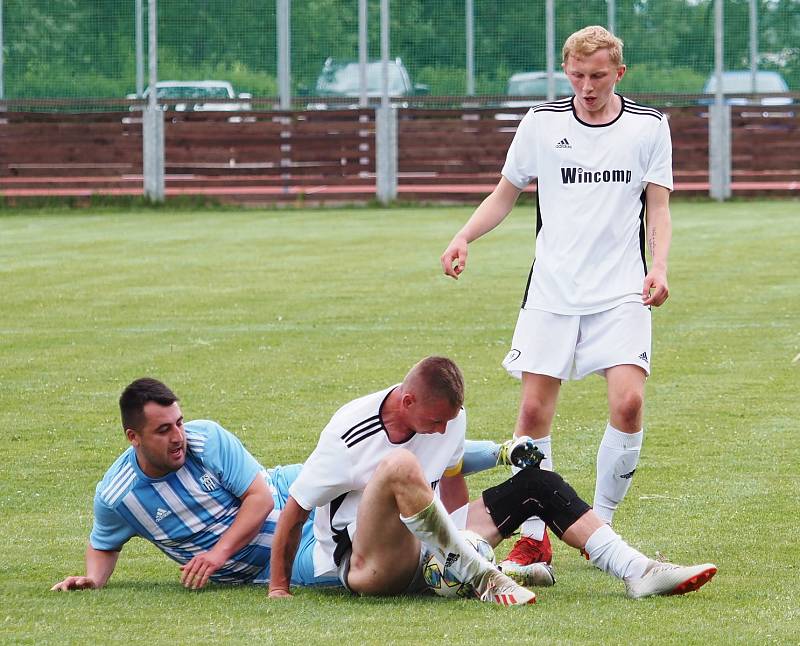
[1,0,798,106]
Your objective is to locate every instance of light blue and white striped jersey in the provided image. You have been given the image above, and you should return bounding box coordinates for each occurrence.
[91,419,292,584]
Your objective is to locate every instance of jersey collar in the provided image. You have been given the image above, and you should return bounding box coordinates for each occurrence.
[571,93,625,128]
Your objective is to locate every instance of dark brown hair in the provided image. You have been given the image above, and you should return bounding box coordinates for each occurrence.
[119,377,179,431]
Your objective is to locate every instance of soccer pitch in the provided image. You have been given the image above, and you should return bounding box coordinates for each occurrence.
[1,200,797,644]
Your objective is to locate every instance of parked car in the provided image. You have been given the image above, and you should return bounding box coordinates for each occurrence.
[305,58,429,109]
[506,71,573,100]
[699,70,792,106]
[495,71,573,120]
[126,80,252,112]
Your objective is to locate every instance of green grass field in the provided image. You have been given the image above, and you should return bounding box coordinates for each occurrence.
[1,200,798,645]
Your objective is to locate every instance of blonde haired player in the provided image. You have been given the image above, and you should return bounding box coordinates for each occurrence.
[441,25,673,584]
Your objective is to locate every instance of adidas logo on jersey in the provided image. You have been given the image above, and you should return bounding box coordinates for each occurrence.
[638,352,649,363]
[444,552,460,569]
[155,508,172,522]
[555,138,572,149]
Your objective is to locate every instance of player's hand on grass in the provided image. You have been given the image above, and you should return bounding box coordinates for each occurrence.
[642,267,669,306]
[180,550,226,590]
[50,576,99,591]
[441,236,469,279]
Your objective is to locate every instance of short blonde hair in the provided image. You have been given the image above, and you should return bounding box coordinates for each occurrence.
[562,25,624,67]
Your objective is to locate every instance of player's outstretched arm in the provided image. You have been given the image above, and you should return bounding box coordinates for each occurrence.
[50,545,120,591]
[180,473,274,590]
[642,183,672,307]
[440,177,522,279]
[268,496,311,598]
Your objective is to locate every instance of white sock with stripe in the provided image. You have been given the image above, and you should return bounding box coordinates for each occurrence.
[594,424,643,523]
[400,497,494,584]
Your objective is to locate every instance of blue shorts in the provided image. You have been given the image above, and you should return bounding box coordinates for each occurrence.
[269,464,340,588]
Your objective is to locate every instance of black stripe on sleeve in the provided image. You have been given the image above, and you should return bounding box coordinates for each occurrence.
[344,425,383,448]
[532,105,573,114]
[624,105,663,121]
[341,415,380,442]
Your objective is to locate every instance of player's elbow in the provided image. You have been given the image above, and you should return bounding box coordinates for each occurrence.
[256,495,275,524]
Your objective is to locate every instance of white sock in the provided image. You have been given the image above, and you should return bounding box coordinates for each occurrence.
[517,435,552,541]
[594,424,643,524]
[400,497,493,584]
[584,524,651,581]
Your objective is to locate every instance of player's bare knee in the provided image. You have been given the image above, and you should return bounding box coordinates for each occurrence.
[376,449,426,487]
[517,397,555,434]
[610,390,643,428]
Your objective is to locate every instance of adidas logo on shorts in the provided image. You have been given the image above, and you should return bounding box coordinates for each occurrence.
[638,352,649,363]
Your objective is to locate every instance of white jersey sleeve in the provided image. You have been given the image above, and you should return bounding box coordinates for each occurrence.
[289,425,352,512]
[643,116,673,191]
[501,109,538,189]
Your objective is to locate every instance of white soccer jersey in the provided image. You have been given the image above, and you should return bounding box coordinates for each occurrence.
[289,385,466,578]
[502,95,673,315]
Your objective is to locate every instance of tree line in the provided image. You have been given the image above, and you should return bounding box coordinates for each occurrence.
[3,0,797,99]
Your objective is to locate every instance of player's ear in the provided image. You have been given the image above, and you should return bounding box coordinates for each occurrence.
[125,427,140,447]
[401,392,416,410]
[616,65,627,82]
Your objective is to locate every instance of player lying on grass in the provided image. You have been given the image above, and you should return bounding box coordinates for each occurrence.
[50,376,533,592]
[268,356,716,605]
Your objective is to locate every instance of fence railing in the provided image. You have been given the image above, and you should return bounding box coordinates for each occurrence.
[1,98,797,205]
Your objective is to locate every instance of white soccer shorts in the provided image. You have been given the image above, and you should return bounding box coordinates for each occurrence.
[502,301,652,381]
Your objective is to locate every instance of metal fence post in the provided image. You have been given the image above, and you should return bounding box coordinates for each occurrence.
[545,0,555,100]
[143,0,164,202]
[135,0,144,97]
[0,0,4,100]
[749,0,758,93]
[375,106,397,204]
[358,0,368,108]
[709,103,731,201]
[465,0,474,96]
[277,0,291,110]
[709,0,730,201]
[143,107,165,201]
[607,0,616,35]
[380,0,389,109]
